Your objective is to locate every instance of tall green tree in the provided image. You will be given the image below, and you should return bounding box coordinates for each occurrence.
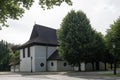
[0,40,20,71]
[106,17,120,64]
[83,31,107,71]
[0,40,11,71]
[91,32,106,70]
[0,0,72,27]
[57,10,94,71]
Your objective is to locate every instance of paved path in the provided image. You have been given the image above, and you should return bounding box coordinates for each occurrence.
[0,71,120,80]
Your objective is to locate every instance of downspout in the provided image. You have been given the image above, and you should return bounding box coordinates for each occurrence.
[46,46,48,71]
[31,56,33,72]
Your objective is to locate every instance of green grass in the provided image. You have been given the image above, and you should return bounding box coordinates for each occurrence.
[103,73,120,77]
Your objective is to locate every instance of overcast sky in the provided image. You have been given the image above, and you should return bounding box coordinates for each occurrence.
[0,0,120,44]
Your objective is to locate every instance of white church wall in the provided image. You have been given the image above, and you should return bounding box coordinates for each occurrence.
[73,63,85,71]
[99,62,105,70]
[30,46,35,72]
[20,46,35,72]
[34,45,47,71]
[81,62,85,71]
[85,63,93,71]
[25,48,28,58]
[11,65,20,72]
[20,48,31,72]
[85,62,105,71]
[47,60,57,71]
[57,61,73,71]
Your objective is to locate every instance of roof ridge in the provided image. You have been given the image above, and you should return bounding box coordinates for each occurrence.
[34,24,57,31]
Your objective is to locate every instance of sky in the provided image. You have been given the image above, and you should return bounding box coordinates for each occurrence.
[0,0,120,45]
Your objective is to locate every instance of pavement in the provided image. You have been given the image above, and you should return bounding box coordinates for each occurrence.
[0,71,120,80]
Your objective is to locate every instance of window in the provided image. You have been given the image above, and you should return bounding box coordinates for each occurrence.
[23,48,25,58]
[63,62,67,67]
[51,62,54,66]
[28,47,30,57]
[40,63,44,67]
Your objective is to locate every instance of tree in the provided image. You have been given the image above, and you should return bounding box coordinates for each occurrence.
[105,17,120,68]
[57,10,94,71]
[83,31,107,71]
[0,40,11,71]
[9,50,20,72]
[0,40,20,71]
[0,0,72,27]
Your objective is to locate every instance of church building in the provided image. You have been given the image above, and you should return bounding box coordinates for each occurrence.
[19,24,73,72]
[17,24,105,72]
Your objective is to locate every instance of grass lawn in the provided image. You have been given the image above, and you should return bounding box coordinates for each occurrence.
[103,72,120,77]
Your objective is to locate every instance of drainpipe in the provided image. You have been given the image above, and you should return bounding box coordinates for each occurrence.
[31,56,33,72]
[46,46,48,71]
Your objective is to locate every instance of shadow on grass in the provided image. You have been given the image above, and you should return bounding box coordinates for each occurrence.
[62,71,118,80]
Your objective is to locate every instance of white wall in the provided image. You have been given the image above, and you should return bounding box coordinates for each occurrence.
[73,63,85,71]
[47,60,57,71]
[30,46,35,72]
[34,46,57,72]
[20,45,57,72]
[81,63,85,71]
[85,62,105,71]
[11,65,20,72]
[57,61,73,71]
[34,46,47,71]
[20,46,35,72]
[48,60,73,71]
[85,63,93,71]
[99,62,105,70]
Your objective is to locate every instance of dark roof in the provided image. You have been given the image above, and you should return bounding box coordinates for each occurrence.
[19,24,58,49]
[47,50,62,60]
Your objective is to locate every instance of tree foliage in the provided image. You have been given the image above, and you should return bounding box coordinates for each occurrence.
[0,40,19,71]
[0,0,72,27]
[92,32,105,62]
[57,10,94,70]
[106,17,120,62]
[0,40,11,71]
[39,0,72,9]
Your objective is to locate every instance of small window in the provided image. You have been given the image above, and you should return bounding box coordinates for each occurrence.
[51,62,54,66]
[28,47,30,57]
[23,48,25,58]
[63,63,67,67]
[40,63,44,67]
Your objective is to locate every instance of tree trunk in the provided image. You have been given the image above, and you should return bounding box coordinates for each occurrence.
[95,62,99,71]
[14,65,15,72]
[92,62,95,71]
[110,63,113,70]
[104,62,107,71]
[78,63,81,71]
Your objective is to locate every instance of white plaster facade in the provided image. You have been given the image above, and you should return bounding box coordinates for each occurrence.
[19,45,106,72]
[47,60,73,71]
[11,65,20,72]
[20,45,73,72]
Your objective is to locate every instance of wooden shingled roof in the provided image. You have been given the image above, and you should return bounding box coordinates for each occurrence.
[19,24,58,49]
